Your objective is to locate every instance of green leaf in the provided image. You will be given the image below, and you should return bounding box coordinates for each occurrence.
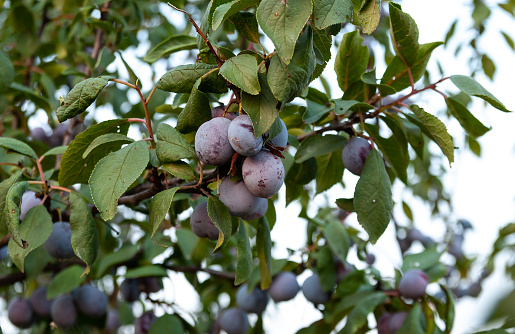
[149,314,184,334]
[47,265,86,299]
[410,105,454,165]
[396,303,425,334]
[230,12,261,43]
[313,0,353,29]
[95,244,139,277]
[144,35,197,63]
[160,162,196,181]
[402,248,442,273]
[315,150,344,194]
[389,2,419,67]
[82,133,134,159]
[353,150,392,244]
[9,82,52,112]
[334,31,369,91]
[90,140,150,221]
[241,73,279,137]
[295,134,346,163]
[441,285,455,333]
[312,27,333,80]
[56,76,112,122]
[155,123,196,162]
[361,70,397,96]
[357,0,381,34]
[156,63,227,94]
[207,196,232,252]
[336,198,354,212]
[339,291,388,334]
[176,79,212,133]
[0,51,15,90]
[69,192,99,277]
[59,119,129,187]
[268,26,316,102]
[334,99,374,116]
[450,75,511,112]
[447,97,490,137]
[324,220,349,263]
[0,170,23,238]
[8,206,52,272]
[381,42,443,92]
[149,187,180,246]
[176,229,199,260]
[256,217,272,289]
[235,221,253,285]
[220,54,260,95]
[303,100,332,124]
[0,137,37,160]
[125,265,168,278]
[212,0,259,30]
[257,0,312,64]
[4,181,29,248]
[481,54,496,80]
[42,146,68,157]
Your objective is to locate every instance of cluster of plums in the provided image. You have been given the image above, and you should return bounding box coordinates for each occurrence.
[7,285,119,332]
[120,276,162,302]
[191,107,287,240]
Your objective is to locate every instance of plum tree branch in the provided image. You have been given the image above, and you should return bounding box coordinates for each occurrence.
[164,264,235,281]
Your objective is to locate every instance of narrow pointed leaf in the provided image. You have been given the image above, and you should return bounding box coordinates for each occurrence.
[0,137,37,160]
[447,97,490,137]
[256,217,272,289]
[450,75,511,112]
[8,206,52,272]
[156,123,196,162]
[42,146,68,157]
[389,3,419,67]
[144,35,197,63]
[82,133,134,159]
[241,73,279,137]
[207,197,232,252]
[90,140,150,221]
[0,170,23,238]
[59,119,130,187]
[257,0,312,64]
[411,105,454,165]
[220,54,260,95]
[316,150,344,194]
[5,181,29,248]
[69,192,99,277]
[235,221,253,285]
[324,220,350,263]
[335,31,369,91]
[56,76,112,122]
[353,150,392,244]
[313,0,353,29]
[149,187,180,246]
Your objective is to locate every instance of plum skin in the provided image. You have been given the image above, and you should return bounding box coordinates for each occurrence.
[219,178,261,217]
[190,201,219,241]
[228,114,263,156]
[75,285,108,318]
[269,118,288,148]
[242,197,268,221]
[135,311,157,334]
[44,221,75,259]
[51,294,77,329]
[389,311,408,333]
[219,308,249,334]
[242,150,285,198]
[398,269,429,299]
[29,287,53,317]
[301,273,330,305]
[8,297,34,329]
[235,284,269,314]
[195,117,235,166]
[120,278,141,302]
[269,271,299,302]
[341,137,372,176]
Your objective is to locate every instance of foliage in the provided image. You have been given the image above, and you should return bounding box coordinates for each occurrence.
[0,0,514,333]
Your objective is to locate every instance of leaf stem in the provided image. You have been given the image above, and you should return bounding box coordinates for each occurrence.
[146,86,157,104]
[127,118,147,124]
[0,162,22,168]
[134,83,156,149]
[111,78,137,90]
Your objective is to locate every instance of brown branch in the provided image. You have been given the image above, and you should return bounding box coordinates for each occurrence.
[164,264,235,281]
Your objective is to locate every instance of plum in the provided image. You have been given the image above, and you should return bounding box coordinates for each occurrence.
[242,150,285,198]
[377,313,392,334]
[235,284,269,314]
[190,201,219,241]
[389,311,408,333]
[211,105,236,120]
[301,273,330,305]
[29,287,53,317]
[219,308,249,334]
[8,297,34,329]
[51,294,77,329]
[104,309,121,334]
[228,114,263,156]
[341,137,372,176]
[44,222,75,259]
[398,269,429,299]
[269,118,288,148]
[195,117,235,166]
[75,285,108,318]
[219,178,261,217]
[0,245,8,261]
[269,271,299,302]
[120,278,141,302]
[135,311,157,334]
[141,277,162,294]
[242,197,268,221]
[20,191,40,221]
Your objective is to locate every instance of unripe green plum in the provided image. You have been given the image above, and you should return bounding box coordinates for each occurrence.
[398,269,429,299]
[341,137,372,176]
